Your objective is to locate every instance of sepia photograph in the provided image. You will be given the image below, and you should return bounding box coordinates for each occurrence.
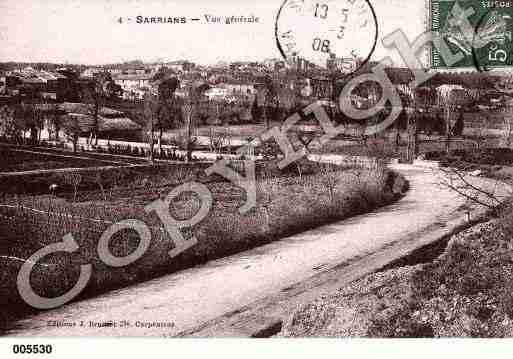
[0,0,513,356]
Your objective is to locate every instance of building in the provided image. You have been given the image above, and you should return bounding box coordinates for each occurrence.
[36,70,69,100]
[166,61,195,73]
[113,73,154,99]
[80,68,102,78]
[217,82,255,96]
[107,68,123,75]
[289,55,319,73]
[204,87,231,100]
[326,56,360,74]
[4,68,70,100]
[263,58,283,71]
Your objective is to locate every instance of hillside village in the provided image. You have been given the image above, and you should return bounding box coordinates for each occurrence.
[0,57,511,157]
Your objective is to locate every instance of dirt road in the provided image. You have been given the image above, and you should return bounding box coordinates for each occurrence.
[5,162,508,337]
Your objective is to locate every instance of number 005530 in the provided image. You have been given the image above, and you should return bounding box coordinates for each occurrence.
[12,344,53,354]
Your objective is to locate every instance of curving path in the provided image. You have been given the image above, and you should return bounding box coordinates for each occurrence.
[4,159,509,337]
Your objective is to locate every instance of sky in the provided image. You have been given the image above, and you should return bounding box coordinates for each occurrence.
[0,0,426,66]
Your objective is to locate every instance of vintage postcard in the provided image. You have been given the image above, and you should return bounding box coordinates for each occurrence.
[0,0,513,356]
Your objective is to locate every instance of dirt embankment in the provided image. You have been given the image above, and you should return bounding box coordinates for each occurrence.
[282,209,513,338]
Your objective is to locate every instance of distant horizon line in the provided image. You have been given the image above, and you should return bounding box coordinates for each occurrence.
[2,58,511,75]
[0,58,286,67]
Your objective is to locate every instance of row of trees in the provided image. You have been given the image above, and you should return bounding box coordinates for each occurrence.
[1,69,124,148]
[0,74,244,161]
[137,75,294,162]
[80,72,123,145]
[0,102,61,145]
[4,65,510,164]
[399,75,513,162]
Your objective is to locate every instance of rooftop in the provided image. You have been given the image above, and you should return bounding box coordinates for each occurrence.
[62,111,141,133]
[113,73,154,81]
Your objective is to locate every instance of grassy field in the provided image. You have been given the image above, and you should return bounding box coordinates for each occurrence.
[28,145,150,164]
[315,134,503,160]
[181,123,275,139]
[0,159,406,332]
[425,147,513,169]
[0,147,131,173]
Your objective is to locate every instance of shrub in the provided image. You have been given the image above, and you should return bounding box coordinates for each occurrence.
[498,283,513,319]
[368,306,434,338]
[410,263,442,300]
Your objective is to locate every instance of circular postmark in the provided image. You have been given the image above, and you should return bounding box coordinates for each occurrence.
[275,0,378,77]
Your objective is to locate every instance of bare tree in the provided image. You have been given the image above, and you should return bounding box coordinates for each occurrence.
[17,103,39,144]
[48,103,64,141]
[62,114,82,153]
[469,124,489,151]
[438,76,513,215]
[108,169,126,199]
[63,172,82,202]
[436,85,476,154]
[257,175,280,232]
[397,84,419,163]
[181,83,210,162]
[437,85,458,154]
[318,163,340,203]
[0,106,21,142]
[263,76,280,129]
[440,167,508,213]
[502,110,513,148]
[32,104,46,144]
[94,172,107,201]
[208,127,230,154]
[496,75,513,148]
[182,100,194,162]
[156,77,180,155]
[82,72,112,145]
[143,92,159,163]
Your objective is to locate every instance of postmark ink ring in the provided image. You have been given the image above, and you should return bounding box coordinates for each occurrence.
[275,0,378,79]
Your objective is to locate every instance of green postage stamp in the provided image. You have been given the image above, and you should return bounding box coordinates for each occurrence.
[431,0,512,69]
